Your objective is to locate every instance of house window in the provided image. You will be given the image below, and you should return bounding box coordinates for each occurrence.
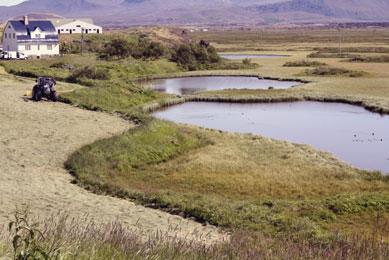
[76,25,81,27]
[25,45,31,51]
[36,34,41,38]
[61,29,64,31]
[13,33,15,39]
[73,29,76,31]
[47,45,52,50]
[37,45,40,50]
[4,33,7,39]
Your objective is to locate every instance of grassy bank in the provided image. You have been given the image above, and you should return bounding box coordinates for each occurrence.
[65,114,389,237]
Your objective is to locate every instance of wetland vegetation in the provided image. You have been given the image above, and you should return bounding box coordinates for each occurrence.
[1,26,389,259]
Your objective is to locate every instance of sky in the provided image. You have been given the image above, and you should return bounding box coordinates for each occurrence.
[0,0,26,6]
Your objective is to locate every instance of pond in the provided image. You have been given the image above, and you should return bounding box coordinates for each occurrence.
[149,76,300,95]
[154,101,389,174]
[219,54,290,60]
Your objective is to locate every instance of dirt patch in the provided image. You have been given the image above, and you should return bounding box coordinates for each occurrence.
[0,72,223,243]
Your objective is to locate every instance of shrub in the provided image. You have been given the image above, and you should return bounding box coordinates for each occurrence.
[242,58,252,65]
[99,38,134,59]
[60,41,81,54]
[99,37,167,60]
[67,66,110,83]
[141,41,166,60]
[171,41,221,70]
[49,62,74,70]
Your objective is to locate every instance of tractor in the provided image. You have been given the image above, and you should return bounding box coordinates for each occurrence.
[32,77,58,102]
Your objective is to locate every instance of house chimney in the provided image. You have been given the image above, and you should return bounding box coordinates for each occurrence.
[24,15,29,25]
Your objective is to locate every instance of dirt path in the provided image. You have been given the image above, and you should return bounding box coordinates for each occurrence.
[0,71,223,242]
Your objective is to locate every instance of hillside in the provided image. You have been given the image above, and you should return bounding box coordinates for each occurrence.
[0,0,388,26]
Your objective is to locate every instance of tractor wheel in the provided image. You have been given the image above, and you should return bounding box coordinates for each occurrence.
[32,86,42,101]
[50,91,58,102]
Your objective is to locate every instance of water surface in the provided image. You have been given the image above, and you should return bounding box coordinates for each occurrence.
[150,76,299,95]
[220,54,289,60]
[154,101,389,174]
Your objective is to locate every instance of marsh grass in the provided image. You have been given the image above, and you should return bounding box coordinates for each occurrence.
[314,47,389,54]
[345,55,389,63]
[305,66,366,77]
[284,60,327,67]
[307,52,359,59]
[65,117,389,238]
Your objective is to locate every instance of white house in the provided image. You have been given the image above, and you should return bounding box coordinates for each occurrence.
[2,16,59,58]
[52,19,102,35]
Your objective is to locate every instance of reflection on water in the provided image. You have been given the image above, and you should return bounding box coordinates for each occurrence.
[150,76,300,95]
[154,101,389,174]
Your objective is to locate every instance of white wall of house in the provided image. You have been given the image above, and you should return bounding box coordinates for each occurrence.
[18,43,60,57]
[30,28,46,39]
[57,20,102,34]
[2,23,18,57]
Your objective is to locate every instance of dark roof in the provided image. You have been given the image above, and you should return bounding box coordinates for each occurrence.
[16,34,59,44]
[9,20,57,34]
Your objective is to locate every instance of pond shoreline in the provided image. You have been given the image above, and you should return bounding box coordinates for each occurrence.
[154,101,389,174]
[134,73,311,84]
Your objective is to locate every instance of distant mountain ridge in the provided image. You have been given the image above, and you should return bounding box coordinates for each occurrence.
[1,0,388,26]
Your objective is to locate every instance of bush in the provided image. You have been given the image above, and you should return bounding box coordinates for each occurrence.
[60,41,81,54]
[99,37,167,60]
[99,38,134,59]
[242,58,252,65]
[49,62,74,70]
[171,41,221,70]
[67,66,110,83]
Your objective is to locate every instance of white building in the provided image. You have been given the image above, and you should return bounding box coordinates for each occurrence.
[2,16,59,58]
[52,19,102,35]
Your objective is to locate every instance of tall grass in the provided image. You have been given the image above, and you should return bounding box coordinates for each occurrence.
[1,211,388,260]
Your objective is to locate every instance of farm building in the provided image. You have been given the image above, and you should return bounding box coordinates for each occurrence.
[1,16,59,58]
[52,18,102,35]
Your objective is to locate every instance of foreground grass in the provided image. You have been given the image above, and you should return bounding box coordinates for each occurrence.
[1,212,388,260]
